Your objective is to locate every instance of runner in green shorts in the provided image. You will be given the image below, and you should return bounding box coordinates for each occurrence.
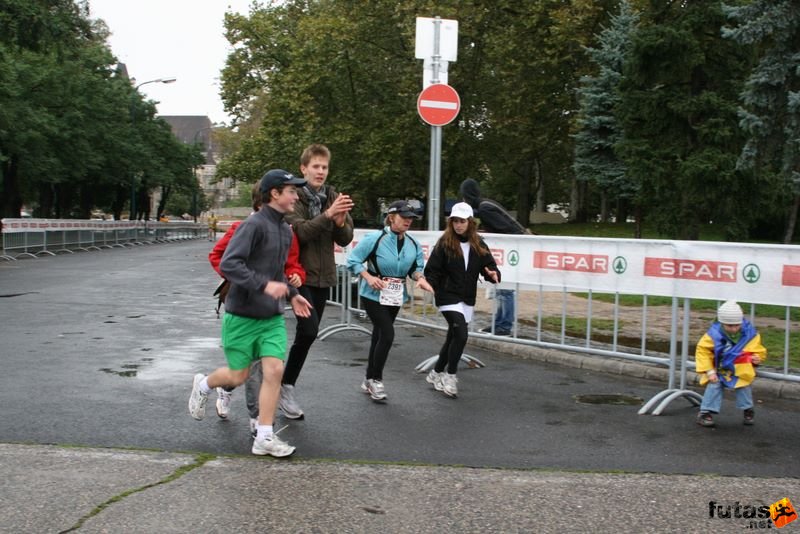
[187,169,312,458]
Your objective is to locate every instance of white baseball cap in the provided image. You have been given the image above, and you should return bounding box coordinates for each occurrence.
[449,202,474,220]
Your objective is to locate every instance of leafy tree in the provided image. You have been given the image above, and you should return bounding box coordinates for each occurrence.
[218,0,619,229]
[0,0,204,221]
[471,0,619,226]
[574,0,639,224]
[224,181,256,208]
[722,0,800,243]
[219,0,430,223]
[0,0,93,217]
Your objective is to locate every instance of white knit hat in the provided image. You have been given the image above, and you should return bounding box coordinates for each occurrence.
[717,300,743,324]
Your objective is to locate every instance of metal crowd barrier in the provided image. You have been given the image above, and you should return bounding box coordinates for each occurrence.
[319,230,800,415]
[1,218,204,260]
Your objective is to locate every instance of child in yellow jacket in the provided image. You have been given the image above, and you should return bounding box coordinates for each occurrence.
[696,300,766,427]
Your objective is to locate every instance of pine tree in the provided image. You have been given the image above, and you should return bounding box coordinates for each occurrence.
[573,0,639,224]
[617,1,752,240]
[722,0,800,243]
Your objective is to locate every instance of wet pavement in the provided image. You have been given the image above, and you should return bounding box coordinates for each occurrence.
[1,240,799,532]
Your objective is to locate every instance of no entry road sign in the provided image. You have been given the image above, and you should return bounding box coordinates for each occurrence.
[417,83,460,126]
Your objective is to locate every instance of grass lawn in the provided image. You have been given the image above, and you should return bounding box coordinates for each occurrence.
[574,293,800,322]
[568,293,800,369]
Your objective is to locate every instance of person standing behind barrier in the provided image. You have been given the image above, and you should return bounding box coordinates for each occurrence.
[282,144,354,419]
[459,178,530,336]
[695,300,766,428]
[346,200,433,402]
[208,182,306,436]
[423,202,500,398]
[189,169,312,458]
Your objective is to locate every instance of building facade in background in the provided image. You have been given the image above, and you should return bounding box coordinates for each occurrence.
[160,115,235,215]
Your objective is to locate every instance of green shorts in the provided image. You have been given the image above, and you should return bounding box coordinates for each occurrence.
[221,313,287,370]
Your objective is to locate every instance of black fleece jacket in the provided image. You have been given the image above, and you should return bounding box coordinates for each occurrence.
[423,237,500,307]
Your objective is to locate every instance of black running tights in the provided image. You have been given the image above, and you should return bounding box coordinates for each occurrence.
[283,285,329,386]
[435,310,469,375]
[363,297,400,381]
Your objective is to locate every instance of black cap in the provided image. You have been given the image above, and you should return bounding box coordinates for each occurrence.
[259,169,307,193]
[387,200,420,219]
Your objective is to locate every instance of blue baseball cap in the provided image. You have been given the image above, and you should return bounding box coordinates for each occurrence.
[259,169,307,193]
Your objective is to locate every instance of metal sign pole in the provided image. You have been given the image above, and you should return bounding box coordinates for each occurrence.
[427,17,442,231]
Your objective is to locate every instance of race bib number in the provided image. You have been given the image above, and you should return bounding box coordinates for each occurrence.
[379,277,404,307]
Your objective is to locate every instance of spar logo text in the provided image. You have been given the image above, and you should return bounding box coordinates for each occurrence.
[533,251,608,273]
[644,257,737,282]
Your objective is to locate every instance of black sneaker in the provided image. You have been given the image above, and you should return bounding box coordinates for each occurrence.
[696,412,715,427]
[743,408,755,425]
[479,326,511,336]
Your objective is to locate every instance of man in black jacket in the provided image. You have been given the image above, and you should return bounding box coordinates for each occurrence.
[459,178,529,335]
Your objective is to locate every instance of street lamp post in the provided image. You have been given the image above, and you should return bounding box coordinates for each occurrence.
[130,77,176,221]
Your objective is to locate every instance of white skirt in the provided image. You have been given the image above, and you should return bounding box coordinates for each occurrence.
[438,302,474,323]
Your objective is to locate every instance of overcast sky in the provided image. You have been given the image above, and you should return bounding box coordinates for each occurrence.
[88,0,256,125]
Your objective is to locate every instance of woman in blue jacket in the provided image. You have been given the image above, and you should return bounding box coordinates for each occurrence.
[347,200,433,402]
[423,202,500,398]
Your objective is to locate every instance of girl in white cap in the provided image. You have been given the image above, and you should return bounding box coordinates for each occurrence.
[422,202,501,398]
[695,300,766,427]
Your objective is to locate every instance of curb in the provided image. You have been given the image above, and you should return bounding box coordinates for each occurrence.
[420,327,800,402]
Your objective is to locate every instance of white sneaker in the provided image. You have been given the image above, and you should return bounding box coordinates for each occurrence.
[189,373,208,420]
[441,373,458,398]
[215,387,232,419]
[279,384,304,420]
[252,435,296,457]
[426,370,444,391]
[364,379,387,402]
[249,418,258,438]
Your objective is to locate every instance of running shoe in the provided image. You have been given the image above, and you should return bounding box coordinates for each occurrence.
[215,387,232,419]
[441,373,459,398]
[279,384,305,420]
[189,373,208,420]
[252,435,296,457]
[426,370,444,392]
[362,379,387,402]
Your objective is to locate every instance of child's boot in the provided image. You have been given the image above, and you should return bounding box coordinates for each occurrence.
[743,408,755,425]
[696,411,715,427]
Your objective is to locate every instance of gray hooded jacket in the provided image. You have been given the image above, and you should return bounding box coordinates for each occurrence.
[220,206,298,319]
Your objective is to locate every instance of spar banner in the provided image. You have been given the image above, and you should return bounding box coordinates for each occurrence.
[1,218,142,232]
[336,230,800,307]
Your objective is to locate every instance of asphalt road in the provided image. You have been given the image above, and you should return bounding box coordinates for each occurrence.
[1,239,799,532]
[2,239,800,474]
